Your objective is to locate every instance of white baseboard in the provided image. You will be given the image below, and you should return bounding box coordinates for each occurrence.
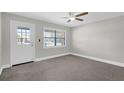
[0,64,11,76]
[2,64,12,69]
[71,52,124,67]
[1,52,123,75]
[34,52,124,67]
[34,52,71,62]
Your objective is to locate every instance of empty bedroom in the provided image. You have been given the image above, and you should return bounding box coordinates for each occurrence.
[0,12,124,81]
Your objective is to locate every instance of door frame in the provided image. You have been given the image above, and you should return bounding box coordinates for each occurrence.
[10,20,35,66]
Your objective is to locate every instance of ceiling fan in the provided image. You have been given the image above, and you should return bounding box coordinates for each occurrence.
[63,12,88,23]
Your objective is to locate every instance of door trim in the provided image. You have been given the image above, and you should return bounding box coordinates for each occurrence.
[10,20,35,66]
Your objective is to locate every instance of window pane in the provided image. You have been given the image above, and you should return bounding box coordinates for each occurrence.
[27,30,31,38]
[44,29,65,47]
[44,31,55,37]
[27,29,31,33]
[17,28,21,33]
[56,39,65,46]
[17,28,22,45]
[17,38,22,45]
[22,29,26,38]
[44,38,55,47]
[26,38,31,45]
[17,30,21,38]
[56,32,65,38]
[16,27,31,45]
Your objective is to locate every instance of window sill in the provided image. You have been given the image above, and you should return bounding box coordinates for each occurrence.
[43,46,66,49]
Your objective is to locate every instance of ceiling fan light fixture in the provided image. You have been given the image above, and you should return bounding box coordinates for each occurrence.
[63,12,88,23]
[69,17,75,21]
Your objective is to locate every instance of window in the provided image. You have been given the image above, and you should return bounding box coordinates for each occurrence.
[44,29,65,48]
[17,27,31,45]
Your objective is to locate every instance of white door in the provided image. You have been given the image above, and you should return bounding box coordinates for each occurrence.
[10,20,35,65]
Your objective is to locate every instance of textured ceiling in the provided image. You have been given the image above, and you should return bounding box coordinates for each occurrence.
[9,12,124,27]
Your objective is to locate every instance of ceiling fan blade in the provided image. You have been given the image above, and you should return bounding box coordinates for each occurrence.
[75,18,83,21]
[75,12,88,17]
[67,19,71,22]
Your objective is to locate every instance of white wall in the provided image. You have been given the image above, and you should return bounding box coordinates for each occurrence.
[2,13,71,66]
[72,16,124,63]
[2,12,124,67]
[0,13,1,69]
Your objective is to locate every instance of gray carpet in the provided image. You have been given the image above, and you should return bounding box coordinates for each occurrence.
[1,55,124,81]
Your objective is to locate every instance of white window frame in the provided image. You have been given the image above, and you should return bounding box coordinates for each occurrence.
[43,27,66,48]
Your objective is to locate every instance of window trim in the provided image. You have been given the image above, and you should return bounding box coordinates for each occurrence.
[43,27,66,48]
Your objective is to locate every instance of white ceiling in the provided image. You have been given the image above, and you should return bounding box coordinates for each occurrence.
[9,12,124,27]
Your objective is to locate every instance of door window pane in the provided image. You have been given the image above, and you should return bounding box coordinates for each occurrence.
[22,30,26,38]
[27,30,31,38]
[17,29,21,44]
[26,38,31,45]
[17,27,31,45]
